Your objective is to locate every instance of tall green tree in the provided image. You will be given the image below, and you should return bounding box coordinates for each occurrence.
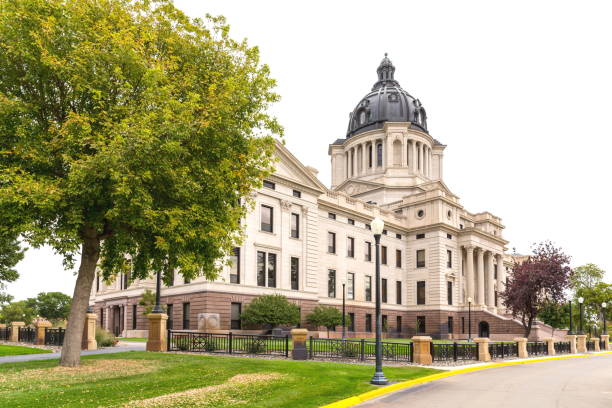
[306,305,348,337]
[0,233,24,286]
[537,301,570,337]
[570,264,605,292]
[0,300,36,324]
[0,0,280,366]
[27,292,72,322]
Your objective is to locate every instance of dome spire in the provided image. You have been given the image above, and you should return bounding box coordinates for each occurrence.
[374,53,398,89]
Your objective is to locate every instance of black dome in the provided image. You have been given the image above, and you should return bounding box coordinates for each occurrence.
[347,54,428,138]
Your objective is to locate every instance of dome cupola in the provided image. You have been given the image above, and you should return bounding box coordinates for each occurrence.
[347,54,428,138]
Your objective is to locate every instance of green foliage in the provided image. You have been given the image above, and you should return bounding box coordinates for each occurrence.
[570,264,605,292]
[537,301,569,335]
[0,233,24,286]
[0,344,52,356]
[0,292,13,306]
[240,295,300,328]
[0,300,36,324]
[95,327,116,347]
[26,292,72,322]
[138,289,165,315]
[306,305,349,336]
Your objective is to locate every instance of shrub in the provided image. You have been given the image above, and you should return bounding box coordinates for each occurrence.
[95,328,116,347]
[240,295,300,328]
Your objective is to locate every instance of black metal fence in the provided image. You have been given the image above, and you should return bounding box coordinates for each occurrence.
[489,342,519,359]
[600,339,606,351]
[430,342,478,362]
[44,328,65,346]
[554,341,571,354]
[309,338,413,362]
[0,327,10,341]
[586,340,595,351]
[526,341,547,356]
[18,327,36,343]
[167,330,289,357]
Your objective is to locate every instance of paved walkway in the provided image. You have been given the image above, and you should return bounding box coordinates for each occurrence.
[357,353,612,408]
[0,341,146,364]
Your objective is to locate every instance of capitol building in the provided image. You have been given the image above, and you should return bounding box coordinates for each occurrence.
[91,55,559,341]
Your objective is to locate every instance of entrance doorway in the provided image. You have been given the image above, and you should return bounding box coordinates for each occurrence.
[478,321,490,338]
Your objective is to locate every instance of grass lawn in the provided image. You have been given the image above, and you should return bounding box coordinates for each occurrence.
[116,337,147,342]
[0,351,439,408]
[0,344,52,356]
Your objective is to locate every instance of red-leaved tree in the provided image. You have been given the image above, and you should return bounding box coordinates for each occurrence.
[500,241,572,338]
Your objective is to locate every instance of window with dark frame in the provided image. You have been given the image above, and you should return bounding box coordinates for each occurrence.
[231,302,242,330]
[396,233,402,239]
[417,316,426,334]
[447,281,453,305]
[365,241,372,261]
[495,291,498,307]
[416,249,426,268]
[448,316,454,334]
[366,224,371,230]
[447,249,452,268]
[230,247,240,284]
[291,257,299,290]
[382,315,388,332]
[382,229,387,235]
[365,313,372,332]
[416,233,425,239]
[461,316,465,333]
[417,281,426,305]
[396,281,402,304]
[328,269,336,298]
[347,237,355,257]
[328,212,336,220]
[447,233,452,239]
[397,316,402,333]
[494,264,498,279]
[396,249,402,268]
[261,205,273,232]
[376,143,383,166]
[328,232,336,254]
[267,253,277,288]
[382,278,388,303]
[292,189,301,198]
[256,251,276,287]
[348,312,355,332]
[167,304,173,330]
[365,275,372,301]
[291,213,300,238]
[347,272,355,300]
[182,302,190,330]
[263,180,275,190]
[347,218,355,225]
[132,304,137,330]
[381,246,387,265]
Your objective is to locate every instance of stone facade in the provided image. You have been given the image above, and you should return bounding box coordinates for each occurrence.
[90,57,557,341]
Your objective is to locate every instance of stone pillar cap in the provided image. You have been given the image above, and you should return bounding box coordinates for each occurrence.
[34,319,52,328]
[411,336,432,341]
[513,337,527,342]
[10,321,25,326]
[543,337,553,342]
[474,337,490,342]
[290,328,308,335]
[147,313,168,319]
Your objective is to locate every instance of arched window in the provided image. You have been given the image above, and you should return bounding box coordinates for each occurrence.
[359,110,366,125]
[376,143,383,167]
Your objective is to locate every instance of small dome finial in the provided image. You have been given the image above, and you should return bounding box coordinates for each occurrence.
[376,53,395,84]
[384,52,388,57]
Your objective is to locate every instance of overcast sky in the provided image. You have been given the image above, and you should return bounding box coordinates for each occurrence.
[8,0,612,300]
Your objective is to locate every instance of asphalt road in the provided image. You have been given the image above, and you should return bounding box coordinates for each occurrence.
[358,354,612,408]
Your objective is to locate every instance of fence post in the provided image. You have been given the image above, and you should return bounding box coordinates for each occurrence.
[81,312,98,350]
[592,337,600,352]
[146,312,168,352]
[360,339,365,361]
[474,338,491,362]
[453,342,458,361]
[544,338,555,356]
[33,318,52,346]
[228,332,233,354]
[514,338,528,358]
[601,334,610,351]
[576,334,587,353]
[309,336,313,359]
[291,329,307,360]
[285,334,289,358]
[411,336,433,365]
[9,321,25,343]
[565,334,577,354]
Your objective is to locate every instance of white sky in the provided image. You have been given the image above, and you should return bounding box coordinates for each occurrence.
[8,0,612,300]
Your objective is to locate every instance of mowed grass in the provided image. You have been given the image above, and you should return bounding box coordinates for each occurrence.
[0,345,52,356]
[116,337,147,342]
[0,351,439,408]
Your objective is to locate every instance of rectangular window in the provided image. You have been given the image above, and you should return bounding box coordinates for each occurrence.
[365,241,372,261]
[447,281,453,305]
[365,275,372,301]
[292,189,301,198]
[291,257,299,290]
[257,251,266,287]
[447,233,452,239]
[397,316,402,333]
[182,302,190,330]
[291,213,300,238]
[267,253,277,288]
[121,273,129,290]
[184,276,191,284]
[396,249,402,268]
[365,313,372,332]
[416,233,425,239]
[365,224,371,230]
[494,264,498,279]
[495,291,498,307]
[328,270,336,298]
[348,312,355,332]
[417,316,426,334]
[261,205,273,232]
[382,315,388,332]
[448,316,454,334]
[328,212,336,220]
[328,232,336,254]
[462,317,465,333]
[231,303,242,330]
[416,249,426,268]
[396,281,402,304]
[383,229,387,235]
[132,304,137,330]
[347,237,355,257]
[447,250,452,268]
[381,246,387,265]
[396,233,402,240]
[347,218,355,225]
[382,278,388,303]
[417,281,426,305]
[347,272,355,300]
[167,304,173,330]
[376,143,383,166]
[230,247,240,284]
[263,180,275,189]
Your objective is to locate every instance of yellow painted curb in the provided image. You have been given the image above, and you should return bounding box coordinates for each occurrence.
[320,351,612,408]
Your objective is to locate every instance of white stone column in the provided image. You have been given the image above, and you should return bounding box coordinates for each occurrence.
[486,252,495,310]
[476,248,485,306]
[465,246,474,302]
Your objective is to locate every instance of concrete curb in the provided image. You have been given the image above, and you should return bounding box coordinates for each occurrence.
[320,351,612,408]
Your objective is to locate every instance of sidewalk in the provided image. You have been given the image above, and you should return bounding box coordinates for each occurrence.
[0,341,146,364]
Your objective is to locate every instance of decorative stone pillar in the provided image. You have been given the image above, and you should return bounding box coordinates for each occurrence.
[465,246,475,303]
[486,252,495,310]
[476,248,485,306]
[566,334,577,354]
[514,338,528,358]
[10,321,25,342]
[146,313,168,352]
[592,337,600,352]
[81,312,98,350]
[291,328,308,360]
[412,336,433,365]
[544,338,555,356]
[474,337,491,362]
[33,319,52,345]
[601,334,610,351]
[576,334,587,353]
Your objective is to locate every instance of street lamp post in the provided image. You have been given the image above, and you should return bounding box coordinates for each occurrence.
[342,279,346,339]
[467,297,473,342]
[370,217,388,385]
[567,300,574,335]
[578,297,584,335]
[152,270,164,313]
[602,302,607,336]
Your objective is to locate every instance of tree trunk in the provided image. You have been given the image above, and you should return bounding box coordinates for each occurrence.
[523,315,534,339]
[59,234,100,367]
